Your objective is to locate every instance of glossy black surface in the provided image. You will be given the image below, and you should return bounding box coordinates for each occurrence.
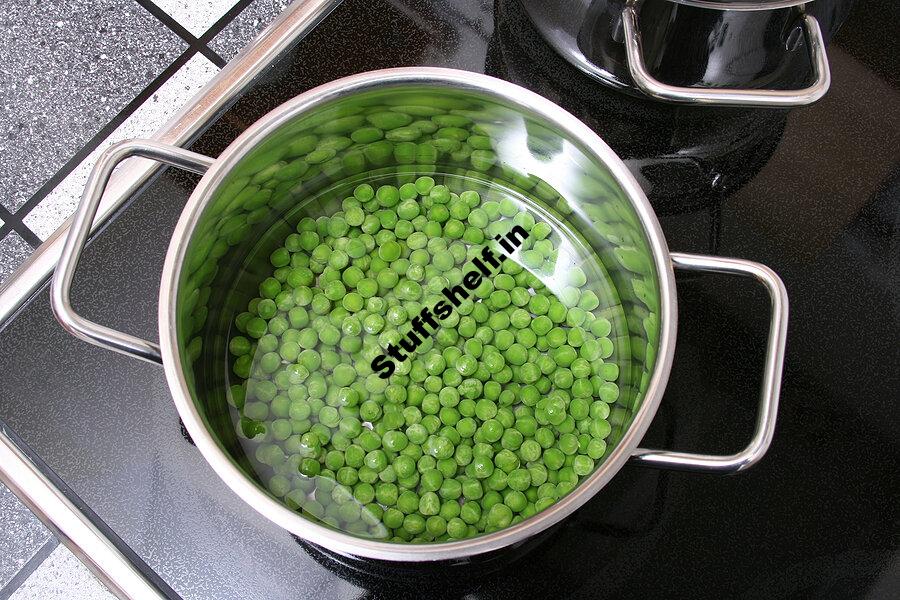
[0,0,897,598]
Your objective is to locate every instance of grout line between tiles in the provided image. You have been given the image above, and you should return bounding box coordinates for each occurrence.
[0,537,59,600]
[198,0,257,43]
[132,0,228,68]
[0,206,40,248]
[13,47,201,221]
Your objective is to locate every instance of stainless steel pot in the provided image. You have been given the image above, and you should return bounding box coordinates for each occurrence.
[51,67,788,562]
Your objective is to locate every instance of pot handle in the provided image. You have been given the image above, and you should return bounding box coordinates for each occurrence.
[621,3,830,107]
[51,140,215,365]
[630,252,789,473]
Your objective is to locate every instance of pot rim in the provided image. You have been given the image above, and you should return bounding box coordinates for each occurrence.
[158,67,678,562]
[664,0,809,10]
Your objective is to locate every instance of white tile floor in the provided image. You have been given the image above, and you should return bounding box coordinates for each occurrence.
[8,544,116,600]
[149,0,242,37]
[0,1,295,597]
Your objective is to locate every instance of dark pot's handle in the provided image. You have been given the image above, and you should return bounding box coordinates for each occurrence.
[621,2,830,106]
[51,140,214,364]
[630,252,789,474]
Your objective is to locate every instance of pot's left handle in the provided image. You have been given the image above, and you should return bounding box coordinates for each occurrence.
[51,140,215,365]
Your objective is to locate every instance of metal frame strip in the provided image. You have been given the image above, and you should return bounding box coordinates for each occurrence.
[0,423,179,600]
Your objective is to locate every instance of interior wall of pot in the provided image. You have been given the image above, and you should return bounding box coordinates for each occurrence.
[172,83,663,492]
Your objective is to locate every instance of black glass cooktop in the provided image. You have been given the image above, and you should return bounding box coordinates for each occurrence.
[1,0,897,598]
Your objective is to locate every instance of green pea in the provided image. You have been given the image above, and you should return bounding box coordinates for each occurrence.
[367,111,413,130]
[572,455,594,476]
[397,490,420,514]
[486,503,513,528]
[446,517,468,538]
[455,355,478,376]
[378,241,401,262]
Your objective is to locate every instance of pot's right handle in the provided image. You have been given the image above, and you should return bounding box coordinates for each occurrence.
[51,140,215,365]
[630,252,789,473]
[621,2,831,107]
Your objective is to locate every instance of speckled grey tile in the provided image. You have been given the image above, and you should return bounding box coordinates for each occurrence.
[8,544,115,600]
[209,0,292,61]
[0,0,186,212]
[0,232,33,287]
[0,484,52,590]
